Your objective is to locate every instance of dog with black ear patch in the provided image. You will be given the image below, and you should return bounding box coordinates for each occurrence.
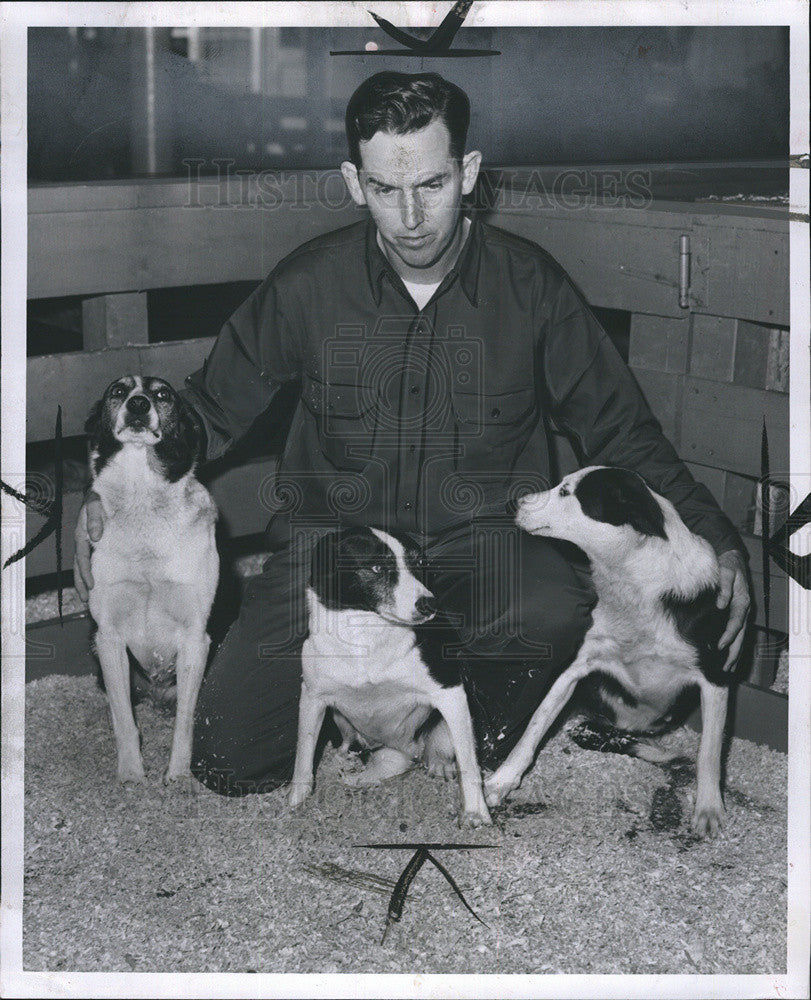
[84,375,218,784]
[288,526,491,827]
[484,465,734,837]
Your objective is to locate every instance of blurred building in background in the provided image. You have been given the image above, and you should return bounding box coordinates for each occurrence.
[29,25,789,182]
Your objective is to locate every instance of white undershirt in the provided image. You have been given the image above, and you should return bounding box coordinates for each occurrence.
[376,217,472,311]
[401,278,441,310]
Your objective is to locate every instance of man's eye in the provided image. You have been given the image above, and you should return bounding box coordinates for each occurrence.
[375,186,394,196]
[424,181,442,191]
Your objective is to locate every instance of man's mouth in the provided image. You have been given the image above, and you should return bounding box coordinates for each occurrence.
[398,234,431,248]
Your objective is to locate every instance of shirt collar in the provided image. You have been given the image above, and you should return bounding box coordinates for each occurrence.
[365,214,482,308]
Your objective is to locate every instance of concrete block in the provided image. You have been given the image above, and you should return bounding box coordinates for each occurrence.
[690,314,736,382]
[631,368,682,446]
[82,291,149,350]
[734,319,770,390]
[628,314,690,373]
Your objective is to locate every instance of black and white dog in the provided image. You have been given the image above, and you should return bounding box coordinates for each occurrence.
[85,375,218,783]
[288,527,491,827]
[484,466,733,837]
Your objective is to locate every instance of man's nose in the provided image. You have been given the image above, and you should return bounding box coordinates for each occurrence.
[400,191,424,230]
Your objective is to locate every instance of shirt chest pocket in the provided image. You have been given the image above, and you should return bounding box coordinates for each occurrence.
[302,374,379,471]
[450,387,537,469]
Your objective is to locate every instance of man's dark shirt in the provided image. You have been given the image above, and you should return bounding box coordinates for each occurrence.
[185,216,743,556]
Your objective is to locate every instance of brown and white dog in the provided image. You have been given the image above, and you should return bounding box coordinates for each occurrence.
[288,527,491,826]
[484,466,733,837]
[85,375,218,783]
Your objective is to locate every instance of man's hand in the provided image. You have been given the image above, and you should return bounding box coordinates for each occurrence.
[716,548,751,671]
[73,490,104,603]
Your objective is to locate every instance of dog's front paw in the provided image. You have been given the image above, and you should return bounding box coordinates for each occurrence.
[287,782,311,809]
[483,767,521,807]
[118,763,146,784]
[162,769,199,793]
[691,797,725,838]
[458,803,492,828]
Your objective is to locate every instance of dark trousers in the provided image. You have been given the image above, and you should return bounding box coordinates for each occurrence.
[191,521,596,796]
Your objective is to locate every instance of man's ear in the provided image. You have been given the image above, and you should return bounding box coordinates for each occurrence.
[461,150,482,196]
[341,160,367,207]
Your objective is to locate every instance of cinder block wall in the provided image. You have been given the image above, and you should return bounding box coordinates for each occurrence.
[629,312,789,635]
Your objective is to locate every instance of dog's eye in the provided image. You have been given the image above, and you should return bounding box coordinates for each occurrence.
[110,384,127,398]
[370,564,382,574]
[559,485,571,497]
[154,388,171,401]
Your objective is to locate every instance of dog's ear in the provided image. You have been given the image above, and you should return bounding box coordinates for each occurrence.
[577,468,667,540]
[177,396,203,466]
[153,391,203,482]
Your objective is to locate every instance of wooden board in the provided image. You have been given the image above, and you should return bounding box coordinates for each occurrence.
[489,207,693,318]
[680,376,789,478]
[30,178,788,329]
[693,217,790,327]
[82,291,149,350]
[29,179,365,298]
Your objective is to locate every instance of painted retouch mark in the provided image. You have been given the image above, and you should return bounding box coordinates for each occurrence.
[357,842,496,943]
[331,2,500,57]
[1,407,65,622]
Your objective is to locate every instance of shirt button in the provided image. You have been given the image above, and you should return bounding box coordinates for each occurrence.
[409,444,416,453]
[491,407,501,418]
[410,385,420,395]
[403,502,412,511]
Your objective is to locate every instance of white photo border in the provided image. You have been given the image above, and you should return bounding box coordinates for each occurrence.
[2,3,808,998]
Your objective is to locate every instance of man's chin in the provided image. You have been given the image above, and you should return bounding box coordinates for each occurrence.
[390,243,439,269]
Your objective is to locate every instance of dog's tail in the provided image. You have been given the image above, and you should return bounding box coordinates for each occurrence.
[568,719,676,764]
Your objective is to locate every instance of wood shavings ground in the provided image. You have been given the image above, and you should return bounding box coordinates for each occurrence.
[23,675,787,974]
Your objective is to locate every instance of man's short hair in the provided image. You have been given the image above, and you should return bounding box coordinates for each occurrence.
[345,72,471,168]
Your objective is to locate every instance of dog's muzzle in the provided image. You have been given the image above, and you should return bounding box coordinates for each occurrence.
[415,595,437,622]
[514,493,551,533]
[119,393,160,438]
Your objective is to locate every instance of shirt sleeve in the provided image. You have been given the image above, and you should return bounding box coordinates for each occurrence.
[182,271,302,461]
[541,272,746,559]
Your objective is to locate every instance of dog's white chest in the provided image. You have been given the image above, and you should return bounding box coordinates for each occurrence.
[302,626,437,751]
[91,449,216,580]
[88,446,218,650]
